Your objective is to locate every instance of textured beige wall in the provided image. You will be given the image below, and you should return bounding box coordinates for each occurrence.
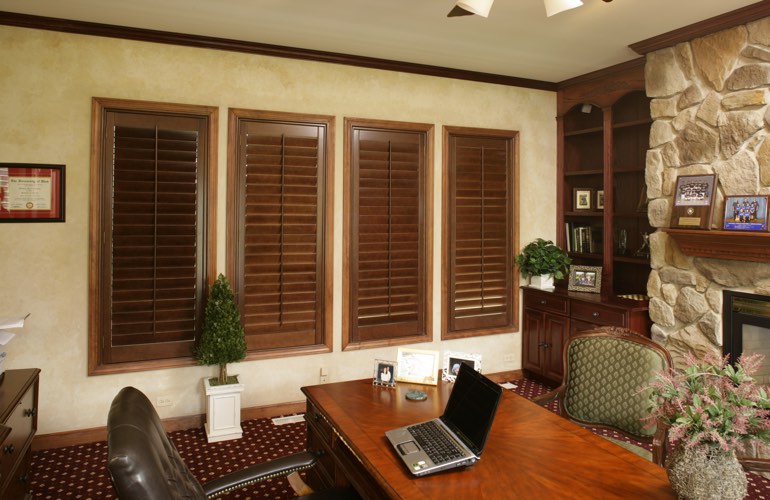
[0,25,557,434]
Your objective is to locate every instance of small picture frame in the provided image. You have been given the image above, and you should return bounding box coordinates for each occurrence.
[396,347,440,385]
[567,265,602,293]
[373,359,397,387]
[573,188,593,211]
[670,174,717,229]
[596,190,604,210]
[722,195,769,232]
[442,351,482,383]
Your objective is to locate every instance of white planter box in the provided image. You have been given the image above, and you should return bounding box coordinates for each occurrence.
[203,376,245,443]
[529,274,554,290]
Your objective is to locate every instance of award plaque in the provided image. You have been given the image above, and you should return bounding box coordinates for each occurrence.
[670,174,717,229]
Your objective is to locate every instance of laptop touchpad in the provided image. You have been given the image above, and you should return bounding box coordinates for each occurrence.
[398,441,420,455]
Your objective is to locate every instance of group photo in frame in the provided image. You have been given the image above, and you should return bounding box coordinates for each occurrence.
[568,265,602,293]
[396,347,440,385]
[573,188,593,211]
[0,163,65,222]
[670,174,717,229]
[373,359,397,387]
[722,195,769,232]
[442,351,482,383]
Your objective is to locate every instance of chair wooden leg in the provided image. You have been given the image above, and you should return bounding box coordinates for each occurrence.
[287,471,315,496]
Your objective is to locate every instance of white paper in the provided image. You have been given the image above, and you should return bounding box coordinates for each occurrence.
[0,331,15,345]
[499,382,517,390]
[0,313,30,330]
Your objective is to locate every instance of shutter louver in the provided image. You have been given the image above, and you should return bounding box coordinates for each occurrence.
[352,128,425,342]
[239,122,325,349]
[109,123,202,361]
[449,136,512,332]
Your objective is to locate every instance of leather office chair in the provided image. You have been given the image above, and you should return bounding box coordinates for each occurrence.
[533,326,673,466]
[107,386,359,499]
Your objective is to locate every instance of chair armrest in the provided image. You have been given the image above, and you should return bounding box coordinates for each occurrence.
[202,451,318,498]
[740,458,770,473]
[531,387,563,407]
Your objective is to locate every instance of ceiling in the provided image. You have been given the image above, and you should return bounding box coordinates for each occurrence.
[0,0,762,83]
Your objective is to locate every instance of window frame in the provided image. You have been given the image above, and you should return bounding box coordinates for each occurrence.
[88,97,218,375]
[226,109,334,358]
[343,118,434,350]
[442,126,519,340]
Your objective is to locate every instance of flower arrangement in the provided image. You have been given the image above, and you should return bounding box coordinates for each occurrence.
[646,352,770,453]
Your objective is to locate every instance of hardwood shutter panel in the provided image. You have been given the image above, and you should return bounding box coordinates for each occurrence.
[447,134,513,333]
[104,112,208,363]
[350,127,427,343]
[236,120,327,350]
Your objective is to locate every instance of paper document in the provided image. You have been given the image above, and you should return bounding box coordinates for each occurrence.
[0,313,30,330]
[0,331,15,345]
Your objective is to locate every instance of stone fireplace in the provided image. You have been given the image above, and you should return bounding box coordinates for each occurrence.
[723,290,770,384]
[644,16,770,368]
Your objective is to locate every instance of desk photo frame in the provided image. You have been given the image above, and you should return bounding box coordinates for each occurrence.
[373,359,397,387]
[442,351,482,383]
[396,348,439,385]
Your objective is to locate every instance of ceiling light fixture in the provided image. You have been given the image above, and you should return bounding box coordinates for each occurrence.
[447,0,494,18]
[543,0,583,17]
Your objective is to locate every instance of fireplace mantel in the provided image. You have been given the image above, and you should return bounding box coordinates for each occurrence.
[664,228,770,263]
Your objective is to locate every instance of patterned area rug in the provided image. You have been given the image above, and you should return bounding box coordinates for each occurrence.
[29,379,770,499]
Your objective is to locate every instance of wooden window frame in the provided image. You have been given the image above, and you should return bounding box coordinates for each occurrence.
[226,109,334,358]
[343,118,434,350]
[88,97,218,375]
[442,126,519,340]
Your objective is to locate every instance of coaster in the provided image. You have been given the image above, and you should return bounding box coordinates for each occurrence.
[405,390,427,401]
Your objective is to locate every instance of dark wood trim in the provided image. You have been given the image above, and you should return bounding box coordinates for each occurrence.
[629,1,770,55]
[0,10,556,92]
[664,228,770,263]
[557,58,645,92]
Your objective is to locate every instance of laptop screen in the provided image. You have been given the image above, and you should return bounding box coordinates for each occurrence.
[441,363,503,455]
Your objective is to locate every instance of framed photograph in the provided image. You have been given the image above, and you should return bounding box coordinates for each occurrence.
[396,347,440,385]
[723,195,769,232]
[442,351,482,383]
[0,163,65,222]
[596,190,604,210]
[567,265,602,293]
[670,174,717,229]
[373,359,397,387]
[573,188,593,211]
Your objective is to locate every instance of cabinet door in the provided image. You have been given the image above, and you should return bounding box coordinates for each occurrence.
[543,314,569,382]
[522,308,544,374]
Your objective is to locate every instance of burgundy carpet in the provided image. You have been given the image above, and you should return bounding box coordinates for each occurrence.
[29,379,770,499]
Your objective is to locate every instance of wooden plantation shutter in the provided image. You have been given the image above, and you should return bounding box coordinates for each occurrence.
[444,129,518,338]
[93,105,212,369]
[346,120,432,346]
[230,112,331,353]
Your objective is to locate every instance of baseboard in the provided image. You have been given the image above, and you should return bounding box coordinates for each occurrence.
[32,371,522,451]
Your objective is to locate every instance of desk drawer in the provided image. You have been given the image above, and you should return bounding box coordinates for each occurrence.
[524,289,568,315]
[571,301,626,326]
[0,384,35,492]
[305,401,333,444]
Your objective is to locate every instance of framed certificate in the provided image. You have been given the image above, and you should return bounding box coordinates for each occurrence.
[0,163,65,222]
[396,347,440,385]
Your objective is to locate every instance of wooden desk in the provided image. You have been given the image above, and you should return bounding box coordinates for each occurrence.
[302,378,674,499]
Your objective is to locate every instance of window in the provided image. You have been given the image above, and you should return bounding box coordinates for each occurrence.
[343,118,433,348]
[228,110,333,356]
[443,127,518,339]
[89,98,217,375]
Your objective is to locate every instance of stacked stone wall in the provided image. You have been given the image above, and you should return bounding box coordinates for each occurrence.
[645,17,770,367]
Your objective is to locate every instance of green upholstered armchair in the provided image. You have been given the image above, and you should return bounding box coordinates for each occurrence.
[532,326,673,466]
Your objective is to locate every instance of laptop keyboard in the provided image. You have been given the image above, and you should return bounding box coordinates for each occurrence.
[408,421,465,465]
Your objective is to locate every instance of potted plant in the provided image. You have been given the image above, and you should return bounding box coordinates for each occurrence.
[646,352,770,500]
[514,238,571,290]
[195,273,248,442]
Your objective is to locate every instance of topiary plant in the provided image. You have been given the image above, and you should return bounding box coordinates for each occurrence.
[514,238,571,280]
[195,273,247,386]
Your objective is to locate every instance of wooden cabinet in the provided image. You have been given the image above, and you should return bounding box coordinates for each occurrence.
[558,58,652,297]
[522,287,650,384]
[0,369,39,499]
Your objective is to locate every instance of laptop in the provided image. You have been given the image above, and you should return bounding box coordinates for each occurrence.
[385,362,503,477]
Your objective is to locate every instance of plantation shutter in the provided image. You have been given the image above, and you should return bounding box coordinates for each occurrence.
[350,126,426,343]
[236,120,326,350]
[447,134,513,334]
[103,112,207,363]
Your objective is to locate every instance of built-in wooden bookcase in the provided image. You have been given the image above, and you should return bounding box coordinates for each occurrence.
[557,58,651,297]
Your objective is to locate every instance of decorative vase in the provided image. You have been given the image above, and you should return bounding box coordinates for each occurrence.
[666,445,747,500]
[529,274,554,290]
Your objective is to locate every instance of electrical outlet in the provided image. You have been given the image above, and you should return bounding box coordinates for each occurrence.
[156,396,173,407]
[503,354,515,363]
[319,367,328,383]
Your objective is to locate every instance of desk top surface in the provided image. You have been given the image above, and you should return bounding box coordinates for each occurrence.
[302,377,674,499]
